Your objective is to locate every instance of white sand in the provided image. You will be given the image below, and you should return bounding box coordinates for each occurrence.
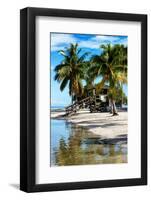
[51,109,128,139]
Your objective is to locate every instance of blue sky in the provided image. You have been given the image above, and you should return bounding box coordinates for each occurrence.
[50,33,128,107]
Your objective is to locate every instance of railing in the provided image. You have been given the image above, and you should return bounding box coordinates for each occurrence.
[65,96,94,115]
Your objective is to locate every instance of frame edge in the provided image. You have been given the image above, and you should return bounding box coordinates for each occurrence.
[20,8,28,192]
[20,7,148,192]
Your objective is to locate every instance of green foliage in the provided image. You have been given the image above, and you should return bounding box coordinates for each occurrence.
[54,43,127,108]
[54,43,89,98]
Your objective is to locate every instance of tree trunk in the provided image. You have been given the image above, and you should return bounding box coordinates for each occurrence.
[111,99,118,116]
[109,98,112,114]
[75,95,78,102]
[71,94,73,104]
[110,99,118,116]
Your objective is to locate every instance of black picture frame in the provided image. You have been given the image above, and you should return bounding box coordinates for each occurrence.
[20,7,147,193]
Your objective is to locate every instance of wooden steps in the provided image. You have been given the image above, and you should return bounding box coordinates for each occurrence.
[65,96,94,115]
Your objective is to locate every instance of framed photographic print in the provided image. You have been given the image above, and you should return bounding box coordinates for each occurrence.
[20,7,147,192]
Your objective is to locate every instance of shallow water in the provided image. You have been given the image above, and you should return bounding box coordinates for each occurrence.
[50,119,127,166]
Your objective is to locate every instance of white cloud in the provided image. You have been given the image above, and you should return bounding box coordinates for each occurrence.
[78,35,128,49]
[50,33,128,52]
[95,35,119,43]
[51,33,77,51]
[117,37,128,46]
[78,40,100,49]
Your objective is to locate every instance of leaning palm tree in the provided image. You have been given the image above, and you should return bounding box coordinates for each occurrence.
[54,43,89,103]
[90,44,127,115]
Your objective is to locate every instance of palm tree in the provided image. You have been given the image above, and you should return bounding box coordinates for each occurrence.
[54,43,89,103]
[90,44,127,115]
[82,61,96,97]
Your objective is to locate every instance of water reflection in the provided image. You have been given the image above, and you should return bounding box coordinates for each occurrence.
[51,119,127,166]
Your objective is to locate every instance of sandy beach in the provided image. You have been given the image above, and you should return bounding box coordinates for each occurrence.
[51,110,128,140]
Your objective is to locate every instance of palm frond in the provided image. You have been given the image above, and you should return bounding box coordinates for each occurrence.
[60,78,69,91]
[54,73,60,82]
[95,77,106,92]
[78,52,90,63]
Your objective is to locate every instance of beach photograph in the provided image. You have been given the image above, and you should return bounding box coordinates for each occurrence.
[50,33,128,167]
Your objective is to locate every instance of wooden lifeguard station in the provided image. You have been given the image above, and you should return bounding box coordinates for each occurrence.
[65,85,109,115]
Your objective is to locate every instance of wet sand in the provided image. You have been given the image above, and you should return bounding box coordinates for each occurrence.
[51,109,128,140]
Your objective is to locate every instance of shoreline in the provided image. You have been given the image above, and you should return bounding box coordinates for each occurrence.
[51,109,128,140]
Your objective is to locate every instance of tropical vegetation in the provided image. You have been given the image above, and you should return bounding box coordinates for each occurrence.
[54,43,127,115]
